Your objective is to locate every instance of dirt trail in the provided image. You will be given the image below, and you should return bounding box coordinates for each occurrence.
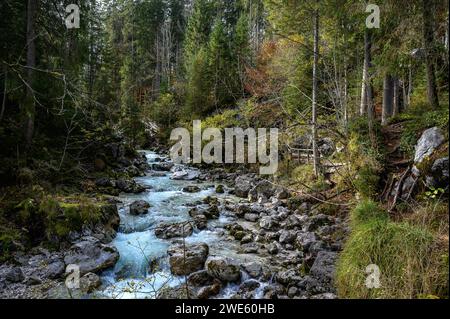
[380,121,413,208]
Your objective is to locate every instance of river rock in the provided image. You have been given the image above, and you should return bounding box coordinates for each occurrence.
[244,213,259,222]
[187,270,215,287]
[205,257,241,282]
[196,281,221,299]
[193,215,208,230]
[296,232,317,252]
[237,279,261,298]
[215,185,225,193]
[249,180,275,201]
[63,236,119,275]
[152,162,174,171]
[260,216,278,230]
[267,241,280,255]
[241,262,263,278]
[279,230,296,244]
[0,266,24,283]
[129,200,151,215]
[155,222,194,239]
[168,243,209,276]
[309,251,338,291]
[414,127,445,164]
[80,272,101,293]
[182,185,201,193]
[116,179,145,194]
[234,175,254,198]
[171,170,199,181]
[204,205,220,219]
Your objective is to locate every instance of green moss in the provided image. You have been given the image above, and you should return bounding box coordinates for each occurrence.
[39,196,103,239]
[0,226,21,262]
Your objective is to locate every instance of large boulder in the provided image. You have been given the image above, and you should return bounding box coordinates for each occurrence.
[129,200,151,216]
[414,127,445,164]
[248,180,275,202]
[234,175,254,198]
[63,237,119,275]
[168,243,209,276]
[205,257,241,282]
[426,157,449,189]
[116,179,146,194]
[154,222,194,239]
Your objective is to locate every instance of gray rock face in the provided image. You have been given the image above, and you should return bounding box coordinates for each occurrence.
[129,200,151,215]
[414,127,445,164]
[63,237,119,275]
[168,243,209,276]
[206,257,241,282]
[154,222,194,239]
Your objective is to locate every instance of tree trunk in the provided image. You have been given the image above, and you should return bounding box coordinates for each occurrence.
[25,0,37,149]
[360,55,368,116]
[393,77,400,116]
[382,74,394,125]
[363,29,376,147]
[312,7,320,177]
[0,65,7,122]
[422,0,439,108]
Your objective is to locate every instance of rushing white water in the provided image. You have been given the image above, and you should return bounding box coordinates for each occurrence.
[95,151,270,299]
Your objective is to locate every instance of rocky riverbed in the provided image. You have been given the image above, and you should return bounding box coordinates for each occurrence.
[0,150,348,299]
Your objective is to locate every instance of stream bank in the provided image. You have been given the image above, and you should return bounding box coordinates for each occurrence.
[0,150,347,299]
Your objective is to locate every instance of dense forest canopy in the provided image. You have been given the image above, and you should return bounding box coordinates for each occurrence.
[0,0,448,300]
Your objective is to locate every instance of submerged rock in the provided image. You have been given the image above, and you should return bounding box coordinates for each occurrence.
[129,200,151,216]
[182,185,201,193]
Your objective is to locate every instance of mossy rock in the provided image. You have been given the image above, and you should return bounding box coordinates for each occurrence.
[39,196,119,240]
